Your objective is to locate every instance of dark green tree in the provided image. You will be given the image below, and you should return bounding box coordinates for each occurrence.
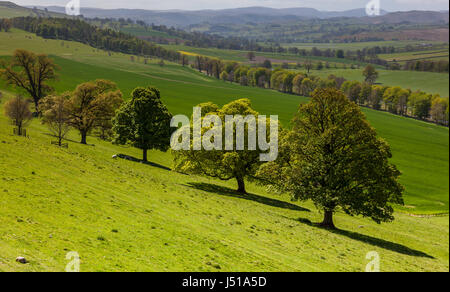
[112,87,173,162]
[258,88,404,229]
[363,65,379,84]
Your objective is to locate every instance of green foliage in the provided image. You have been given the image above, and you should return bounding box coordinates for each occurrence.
[363,65,379,84]
[408,91,432,120]
[173,98,274,194]
[0,31,447,213]
[113,87,173,161]
[0,49,57,111]
[65,79,123,144]
[258,88,404,228]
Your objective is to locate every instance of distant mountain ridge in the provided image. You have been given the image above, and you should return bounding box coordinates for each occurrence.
[26,5,393,27]
[0,1,447,28]
[30,5,450,27]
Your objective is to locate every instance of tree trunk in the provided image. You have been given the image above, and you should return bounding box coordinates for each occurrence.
[143,148,148,162]
[80,131,87,145]
[236,177,246,194]
[33,99,39,114]
[320,210,335,229]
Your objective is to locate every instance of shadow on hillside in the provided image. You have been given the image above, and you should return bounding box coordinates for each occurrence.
[295,217,434,259]
[115,154,171,171]
[43,133,97,146]
[185,182,310,212]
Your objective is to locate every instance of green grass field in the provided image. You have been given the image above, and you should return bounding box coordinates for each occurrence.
[0,91,448,272]
[379,49,449,65]
[312,69,449,97]
[0,29,449,272]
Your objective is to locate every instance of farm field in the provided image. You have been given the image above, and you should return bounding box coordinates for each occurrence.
[0,27,449,272]
[312,69,449,97]
[379,49,449,64]
[279,41,449,51]
[163,44,372,67]
[0,90,449,272]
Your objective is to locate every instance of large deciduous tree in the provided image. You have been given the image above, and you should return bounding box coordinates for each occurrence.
[173,98,278,194]
[0,49,58,112]
[257,88,404,229]
[112,87,173,162]
[65,80,123,144]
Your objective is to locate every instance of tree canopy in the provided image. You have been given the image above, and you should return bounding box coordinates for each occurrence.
[65,80,123,144]
[112,87,173,162]
[0,49,58,112]
[257,88,404,228]
[173,98,278,194]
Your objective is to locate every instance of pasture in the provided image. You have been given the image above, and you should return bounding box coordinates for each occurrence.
[0,28,448,272]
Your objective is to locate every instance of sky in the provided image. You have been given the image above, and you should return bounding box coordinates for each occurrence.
[14,0,450,12]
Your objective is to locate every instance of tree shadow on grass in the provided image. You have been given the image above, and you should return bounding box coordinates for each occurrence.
[185,182,310,212]
[42,133,97,146]
[114,154,171,171]
[295,217,434,259]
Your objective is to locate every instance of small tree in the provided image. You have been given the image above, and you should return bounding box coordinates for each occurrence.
[247,52,256,61]
[258,88,404,229]
[363,65,379,84]
[112,87,173,162]
[0,49,58,112]
[40,94,71,146]
[65,80,123,144]
[4,95,32,135]
[304,59,313,74]
[262,59,272,69]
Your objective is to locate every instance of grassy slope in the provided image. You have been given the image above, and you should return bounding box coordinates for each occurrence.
[0,29,448,271]
[0,92,448,272]
[0,3,65,18]
[1,29,448,214]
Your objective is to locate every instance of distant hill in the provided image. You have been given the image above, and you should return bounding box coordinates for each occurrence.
[0,1,67,18]
[363,10,449,24]
[29,5,392,27]
[28,4,450,28]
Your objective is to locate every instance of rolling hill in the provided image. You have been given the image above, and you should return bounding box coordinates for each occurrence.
[0,28,448,272]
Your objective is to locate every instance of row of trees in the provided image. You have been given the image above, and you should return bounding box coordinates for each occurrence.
[402,60,449,73]
[211,61,449,126]
[4,80,172,162]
